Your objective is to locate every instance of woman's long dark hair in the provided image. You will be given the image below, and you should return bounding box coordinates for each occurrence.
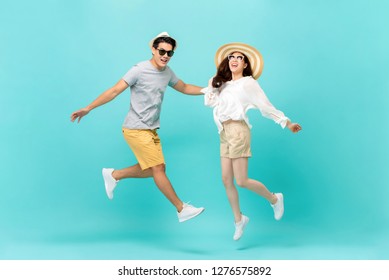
[212,53,253,88]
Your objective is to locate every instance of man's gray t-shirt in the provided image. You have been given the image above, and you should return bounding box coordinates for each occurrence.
[122,60,180,129]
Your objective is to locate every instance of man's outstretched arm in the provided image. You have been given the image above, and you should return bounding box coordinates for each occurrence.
[70,79,128,123]
[173,80,204,96]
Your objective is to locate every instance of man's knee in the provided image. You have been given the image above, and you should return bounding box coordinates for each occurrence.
[151,163,166,174]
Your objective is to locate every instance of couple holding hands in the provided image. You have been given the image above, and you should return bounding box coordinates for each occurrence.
[70,32,302,241]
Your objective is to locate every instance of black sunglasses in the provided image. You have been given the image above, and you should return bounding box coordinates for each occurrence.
[157,48,174,57]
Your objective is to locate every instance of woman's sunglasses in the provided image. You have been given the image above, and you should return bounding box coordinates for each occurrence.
[157,48,174,57]
[227,55,244,61]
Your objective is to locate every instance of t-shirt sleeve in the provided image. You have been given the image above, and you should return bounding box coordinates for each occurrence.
[168,68,180,87]
[122,65,141,86]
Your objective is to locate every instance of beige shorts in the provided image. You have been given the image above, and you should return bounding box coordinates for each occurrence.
[220,120,251,158]
[122,128,165,170]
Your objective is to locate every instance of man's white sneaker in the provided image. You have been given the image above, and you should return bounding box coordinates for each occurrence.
[177,203,205,222]
[233,214,249,241]
[271,193,284,220]
[102,168,118,200]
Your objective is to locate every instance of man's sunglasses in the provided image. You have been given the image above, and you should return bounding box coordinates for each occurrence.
[157,48,174,57]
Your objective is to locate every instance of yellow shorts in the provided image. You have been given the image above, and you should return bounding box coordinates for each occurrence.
[220,120,251,158]
[122,128,165,170]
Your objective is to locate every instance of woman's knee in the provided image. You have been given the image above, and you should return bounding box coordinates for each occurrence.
[223,173,237,187]
[235,178,248,188]
[221,177,232,187]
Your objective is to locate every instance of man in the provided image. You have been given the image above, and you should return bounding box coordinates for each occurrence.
[70,32,204,222]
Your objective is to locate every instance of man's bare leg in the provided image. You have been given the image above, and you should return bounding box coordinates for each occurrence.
[112,163,153,180]
[150,164,183,212]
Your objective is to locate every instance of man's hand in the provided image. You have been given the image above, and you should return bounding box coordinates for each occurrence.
[70,108,90,123]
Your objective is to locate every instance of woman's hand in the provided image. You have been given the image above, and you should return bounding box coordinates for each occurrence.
[287,121,302,133]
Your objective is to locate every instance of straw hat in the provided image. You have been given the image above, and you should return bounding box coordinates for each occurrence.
[215,42,264,79]
[148,31,178,50]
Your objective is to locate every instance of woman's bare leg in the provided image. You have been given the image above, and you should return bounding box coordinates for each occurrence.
[221,157,242,223]
[232,157,277,204]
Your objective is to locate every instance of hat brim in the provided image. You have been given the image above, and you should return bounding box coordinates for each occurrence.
[215,43,264,79]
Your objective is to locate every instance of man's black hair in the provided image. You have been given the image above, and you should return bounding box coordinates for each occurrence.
[152,37,176,50]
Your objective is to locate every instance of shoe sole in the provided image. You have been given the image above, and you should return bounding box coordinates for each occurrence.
[275,193,284,220]
[102,169,114,200]
[179,208,205,223]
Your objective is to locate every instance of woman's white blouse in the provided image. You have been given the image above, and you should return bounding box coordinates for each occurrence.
[202,76,289,133]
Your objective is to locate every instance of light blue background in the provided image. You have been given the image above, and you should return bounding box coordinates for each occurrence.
[1,0,388,259]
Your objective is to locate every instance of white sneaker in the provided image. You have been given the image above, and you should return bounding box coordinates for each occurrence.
[102,168,118,200]
[271,193,284,220]
[233,214,249,241]
[177,203,205,222]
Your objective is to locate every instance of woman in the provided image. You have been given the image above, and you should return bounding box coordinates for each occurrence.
[202,43,302,240]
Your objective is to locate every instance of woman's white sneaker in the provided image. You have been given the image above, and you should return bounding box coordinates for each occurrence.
[233,215,249,241]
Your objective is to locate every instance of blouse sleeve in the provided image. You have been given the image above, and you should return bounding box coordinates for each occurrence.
[202,77,219,107]
[243,78,290,128]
